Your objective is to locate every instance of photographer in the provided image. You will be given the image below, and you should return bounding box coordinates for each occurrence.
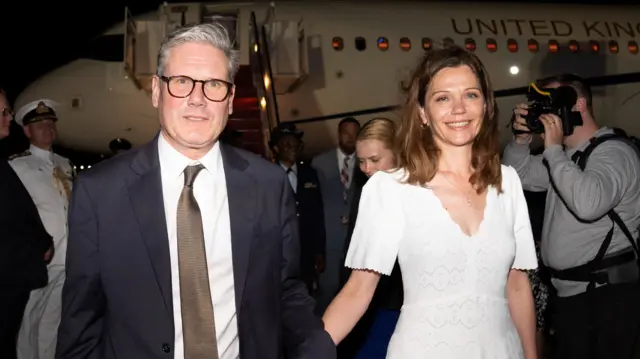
[503,74,640,359]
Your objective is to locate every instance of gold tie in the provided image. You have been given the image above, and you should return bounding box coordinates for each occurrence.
[177,164,219,359]
[53,166,71,200]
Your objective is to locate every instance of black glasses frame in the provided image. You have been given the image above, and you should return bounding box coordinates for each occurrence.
[159,75,234,102]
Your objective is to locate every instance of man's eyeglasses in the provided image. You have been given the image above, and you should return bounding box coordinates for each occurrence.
[159,75,234,102]
[0,108,13,119]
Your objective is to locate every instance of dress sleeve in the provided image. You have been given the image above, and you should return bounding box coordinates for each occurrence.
[506,166,539,270]
[344,171,404,275]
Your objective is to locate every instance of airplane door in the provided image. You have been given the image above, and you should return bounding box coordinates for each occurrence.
[203,11,238,46]
[124,6,136,80]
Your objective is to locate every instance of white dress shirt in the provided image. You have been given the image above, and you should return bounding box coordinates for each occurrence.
[158,134,239,359]
[280,162,298,193]
[9,144,72,266]
[336,148,356,188]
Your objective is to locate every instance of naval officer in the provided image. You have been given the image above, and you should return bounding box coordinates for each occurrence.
[0,89,54,359]
[10,99,74,359]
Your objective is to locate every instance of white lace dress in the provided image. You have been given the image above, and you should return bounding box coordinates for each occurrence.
[345,165,538,359]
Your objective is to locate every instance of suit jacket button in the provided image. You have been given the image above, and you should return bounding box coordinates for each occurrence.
[162,343,171,353]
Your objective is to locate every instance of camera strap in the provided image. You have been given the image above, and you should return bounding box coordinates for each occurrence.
[543,129,640,281]
[571,128,640,256]
[559,129,640,359]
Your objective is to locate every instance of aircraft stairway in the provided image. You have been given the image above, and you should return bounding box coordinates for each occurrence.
[122,6,291,159]
[227,65,266,156]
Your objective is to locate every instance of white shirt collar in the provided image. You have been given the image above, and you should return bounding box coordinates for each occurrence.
[280,162,297,174]
[30,144,53,164]
[337,147,355,164]
[157,132,221,179]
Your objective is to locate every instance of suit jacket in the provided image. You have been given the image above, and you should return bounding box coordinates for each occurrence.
[0,159,52,289]
[311,150,360,254]
[289,163,326,281]
[55,138,335,359]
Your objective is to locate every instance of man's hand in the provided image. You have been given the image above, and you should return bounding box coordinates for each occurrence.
[539,113,564,148]
[315,254,326,274]
[512,103,533,145]
[44,246,54,264]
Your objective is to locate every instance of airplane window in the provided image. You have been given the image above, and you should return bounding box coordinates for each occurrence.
[400,37,411,51]
[355,37,366,51]
[464,38,476,52]
[377,37,389,51]
[332,37,344,51]
[507,39,518,53]
[443,37,454,48]
[609,40,619,54]
[589,40,600,53]
[486,38,498,53]
[548,40,559,53]
[527,39,539,53]
[629,41,639,55]
[422,37,433,51]
[568,40,580,53]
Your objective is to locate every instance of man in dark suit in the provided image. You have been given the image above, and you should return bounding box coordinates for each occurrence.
[0,87,53,359]
[311,117,362,314]
[55,23,334,359]
[270,123,326,294]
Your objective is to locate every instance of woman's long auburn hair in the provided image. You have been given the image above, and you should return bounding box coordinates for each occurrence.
[395,45,502,193]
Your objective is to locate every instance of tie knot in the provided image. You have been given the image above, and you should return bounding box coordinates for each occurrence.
[183,164,205,187]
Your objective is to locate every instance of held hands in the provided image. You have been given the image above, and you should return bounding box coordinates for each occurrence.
[512,103,563,149]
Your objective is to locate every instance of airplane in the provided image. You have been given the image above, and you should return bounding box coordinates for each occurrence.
[14,1,640,159]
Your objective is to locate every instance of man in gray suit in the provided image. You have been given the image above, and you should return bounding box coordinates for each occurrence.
[311,117,361,314]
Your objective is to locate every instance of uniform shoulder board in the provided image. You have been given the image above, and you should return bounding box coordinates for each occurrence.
[8,150,31,161]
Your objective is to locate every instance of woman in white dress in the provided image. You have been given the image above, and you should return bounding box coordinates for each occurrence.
[322,45,539,358]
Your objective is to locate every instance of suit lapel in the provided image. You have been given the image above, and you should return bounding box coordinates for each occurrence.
[295,165,305,195]
[221,145,256,310]
[128,138,173,316]
[329,151,340,180]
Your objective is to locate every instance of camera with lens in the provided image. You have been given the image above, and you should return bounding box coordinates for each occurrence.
[514,82,583,136]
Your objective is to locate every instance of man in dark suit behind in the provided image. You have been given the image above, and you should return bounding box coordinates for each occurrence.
[270,123,326,294]
[0,87,53,359]
[311,118,362,314]
[55,23,334,359]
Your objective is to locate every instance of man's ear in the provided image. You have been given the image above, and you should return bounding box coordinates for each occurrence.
[575,97,588,113]
[23,125,32,139]
[151,76,161,108]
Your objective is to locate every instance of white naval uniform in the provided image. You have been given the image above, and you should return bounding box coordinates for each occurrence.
[9,145,73,359]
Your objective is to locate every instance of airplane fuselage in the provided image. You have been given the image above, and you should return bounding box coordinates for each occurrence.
[15,1,640,155]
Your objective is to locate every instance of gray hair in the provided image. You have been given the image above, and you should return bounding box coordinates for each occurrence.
[156,22,240,82]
